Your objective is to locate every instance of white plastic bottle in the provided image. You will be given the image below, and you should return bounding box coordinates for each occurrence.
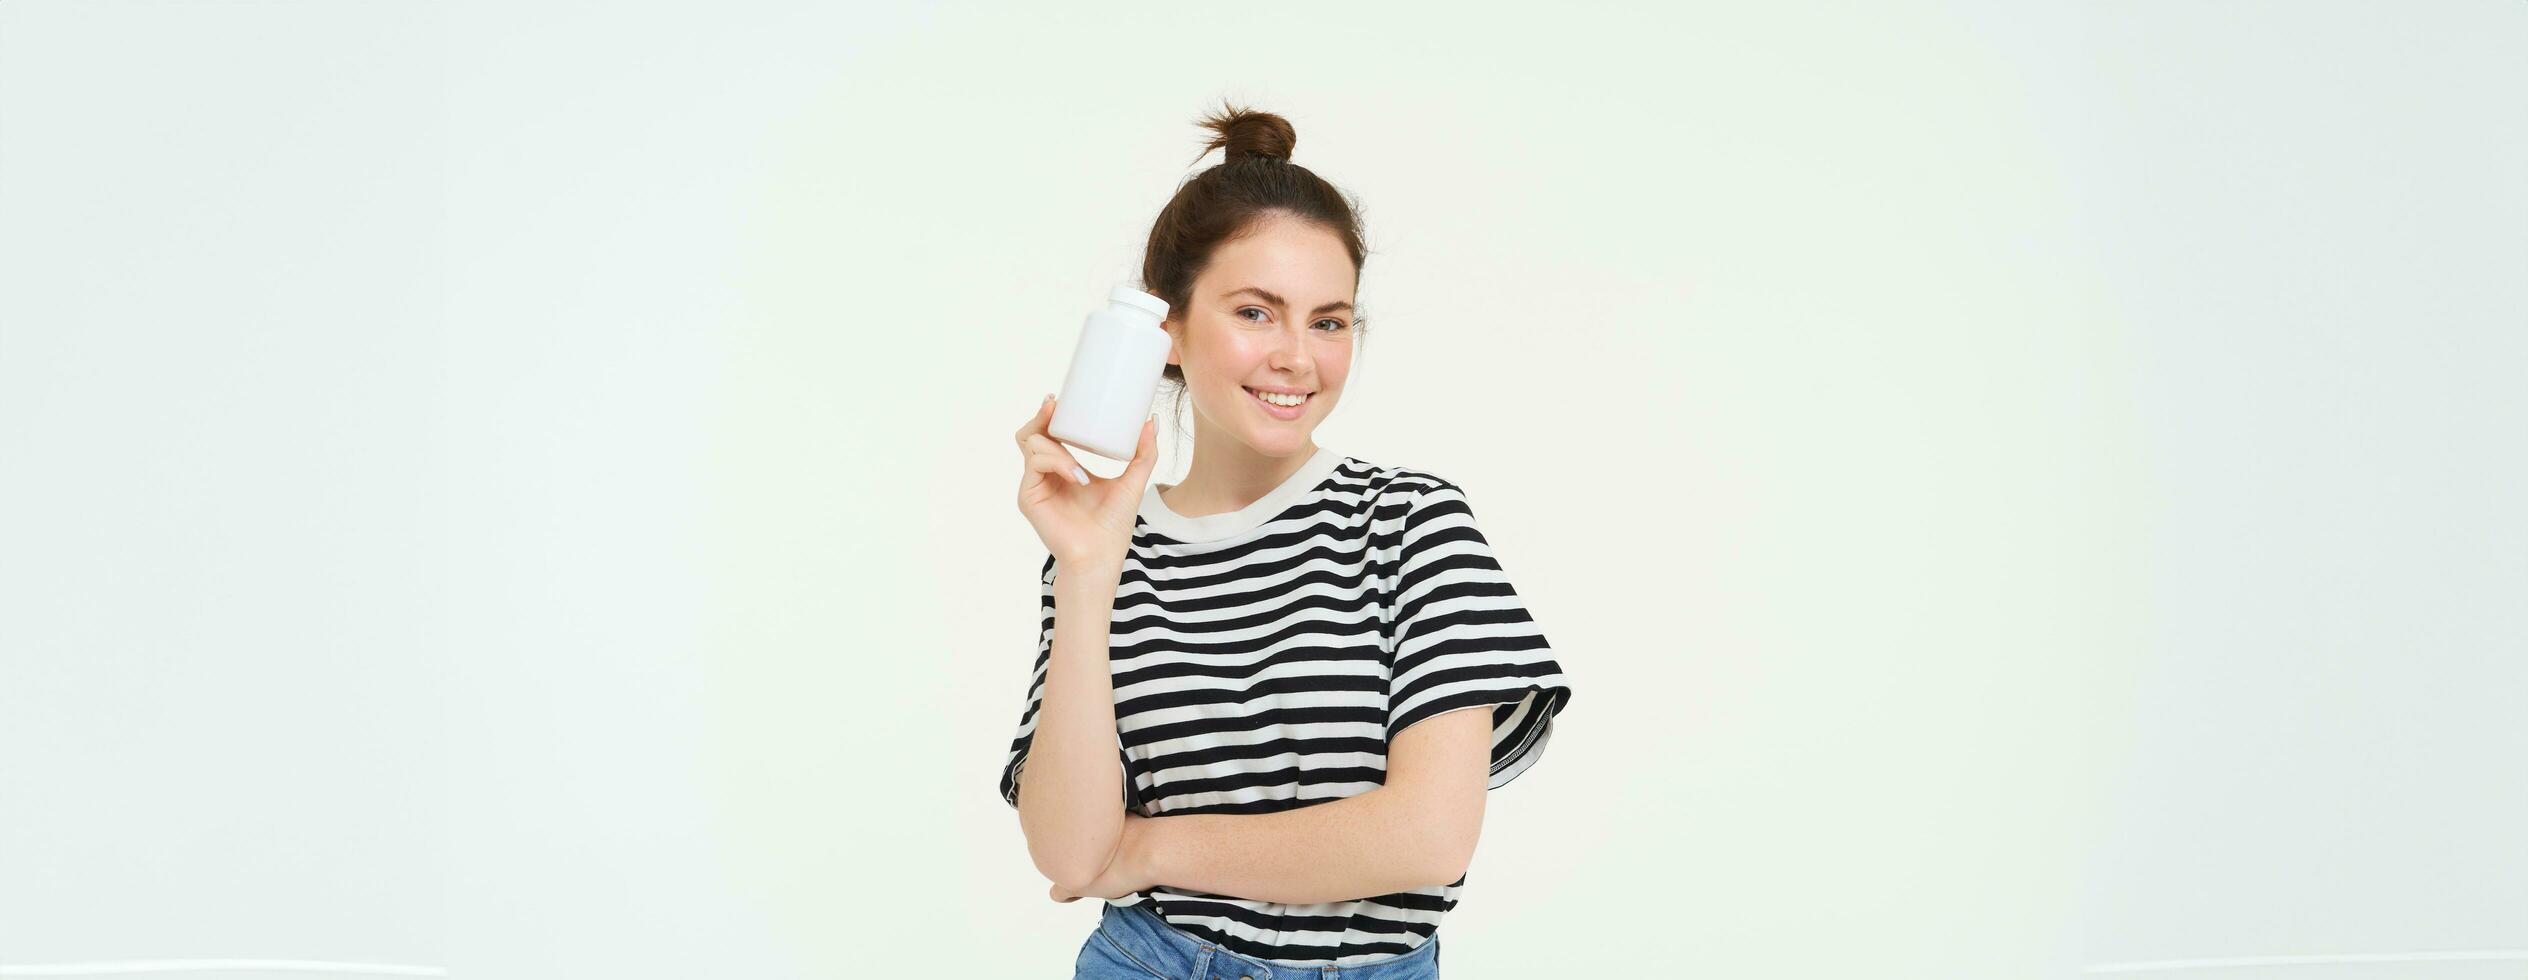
[1049,285,1172,461]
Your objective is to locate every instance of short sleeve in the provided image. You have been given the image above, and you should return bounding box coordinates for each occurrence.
[995,555,1060,809]
[998,555,1137,811]
[1385,481,1573,790]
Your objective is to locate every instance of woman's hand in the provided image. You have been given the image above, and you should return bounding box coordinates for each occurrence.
[1015,394,1159,568]
[1048,811,1158,903]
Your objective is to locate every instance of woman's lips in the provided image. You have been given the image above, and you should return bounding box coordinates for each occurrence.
[1245,386,1310,420]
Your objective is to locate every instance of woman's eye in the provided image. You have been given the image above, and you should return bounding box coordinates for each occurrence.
[1237,308,1345,331]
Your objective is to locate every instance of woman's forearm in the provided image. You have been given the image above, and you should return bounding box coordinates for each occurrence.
[1137,787,1456,906]
[1016,557,1131,890]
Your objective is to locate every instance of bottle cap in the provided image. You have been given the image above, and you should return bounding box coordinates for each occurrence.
[1109,285,1170,322]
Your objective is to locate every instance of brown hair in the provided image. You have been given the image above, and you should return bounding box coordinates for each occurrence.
[1139,101,1369,438]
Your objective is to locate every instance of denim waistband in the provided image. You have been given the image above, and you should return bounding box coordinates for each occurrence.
[1094,900,1440,979]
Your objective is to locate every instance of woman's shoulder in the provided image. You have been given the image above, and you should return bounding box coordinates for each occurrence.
[1341,456,1472,517]
[1339,455,1462,497]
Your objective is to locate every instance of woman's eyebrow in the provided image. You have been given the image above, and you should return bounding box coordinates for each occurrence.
[1226,286,1353,315]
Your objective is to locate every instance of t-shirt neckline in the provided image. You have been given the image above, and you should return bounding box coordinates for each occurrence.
[1139,446,1346,544]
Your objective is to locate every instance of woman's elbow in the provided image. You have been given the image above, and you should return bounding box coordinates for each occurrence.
[1030,834,1120,892]
[1419,845,1475,891]
[1018,802,1123,889]
[1411,797,1486,889]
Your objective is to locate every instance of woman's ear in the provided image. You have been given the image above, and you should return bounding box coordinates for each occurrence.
[1164,318,1182,366]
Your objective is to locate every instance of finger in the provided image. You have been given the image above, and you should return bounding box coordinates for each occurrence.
[1123,417,1158,483]
[1023,451,1080,491]
[1023,433,1089,485]
[1014,394,1050,447]
[1027,447,1088,487]
[1021,431,1068,459]
[1014,394,1053,447]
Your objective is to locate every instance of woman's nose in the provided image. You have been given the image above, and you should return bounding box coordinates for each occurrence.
[1271,327,1313,371]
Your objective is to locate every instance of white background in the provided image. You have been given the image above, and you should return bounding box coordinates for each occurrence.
[2,2,2521,978]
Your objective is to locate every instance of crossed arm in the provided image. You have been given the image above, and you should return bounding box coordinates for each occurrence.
[1045,704,1495,907]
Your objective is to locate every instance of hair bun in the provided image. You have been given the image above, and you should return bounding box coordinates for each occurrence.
[1193,101,1297,165]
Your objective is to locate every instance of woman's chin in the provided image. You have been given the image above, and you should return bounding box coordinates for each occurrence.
[1192,397,1327,456]
[1245,429,1316,456]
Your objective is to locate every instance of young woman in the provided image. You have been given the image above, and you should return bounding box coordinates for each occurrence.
[1002,102,1573,980]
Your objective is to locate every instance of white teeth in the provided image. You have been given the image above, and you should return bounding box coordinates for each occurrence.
[1249,388,1308,408]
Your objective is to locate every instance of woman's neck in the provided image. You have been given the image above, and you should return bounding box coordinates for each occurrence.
[1159,438,1320,519]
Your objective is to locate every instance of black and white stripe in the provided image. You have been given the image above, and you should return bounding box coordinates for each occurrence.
[998,451,1573,967]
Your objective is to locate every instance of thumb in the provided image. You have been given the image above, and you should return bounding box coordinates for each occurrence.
[1123,417,1158,484]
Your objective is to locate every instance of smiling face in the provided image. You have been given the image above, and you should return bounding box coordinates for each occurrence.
[1163,211,1359,460]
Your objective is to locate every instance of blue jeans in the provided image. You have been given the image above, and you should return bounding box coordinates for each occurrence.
[1074,900,1441,979]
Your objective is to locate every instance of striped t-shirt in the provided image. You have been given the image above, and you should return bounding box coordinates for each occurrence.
[997,445,1574,967]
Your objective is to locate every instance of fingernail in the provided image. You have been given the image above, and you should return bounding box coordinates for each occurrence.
[1071,466,1089,486]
